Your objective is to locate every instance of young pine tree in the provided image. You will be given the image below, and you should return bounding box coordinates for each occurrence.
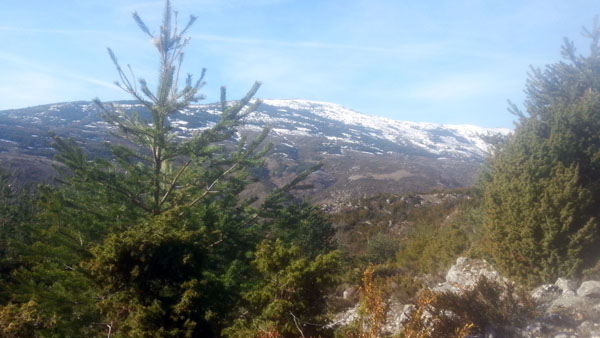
[1,1,266,336]
[0,1,340,337]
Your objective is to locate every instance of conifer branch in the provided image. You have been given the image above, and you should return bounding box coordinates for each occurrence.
[179,15,197,36]
[187,159,242,209]
[100,179,152,213]
[133,11,153,38]
[159,159,192,206]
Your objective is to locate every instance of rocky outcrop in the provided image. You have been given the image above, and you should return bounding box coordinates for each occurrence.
[437,258,600,338]
[331,257,600,337]
[432,256,510,294]
[577,281,600,298]
[527,278,600,337]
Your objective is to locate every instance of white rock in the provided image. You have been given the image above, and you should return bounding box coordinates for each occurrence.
[398,304,416,324]
[549,294,593,313]
[444,257,508,290]
[431,282,461,294]
[382,304,402,334]
[577,281,600,298]
[343,285,359,300]
[577,321,600,337]
[555,278,578,294]
[327,304,359,328]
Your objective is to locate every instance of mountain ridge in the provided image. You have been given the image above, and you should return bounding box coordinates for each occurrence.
[0,99,508,204]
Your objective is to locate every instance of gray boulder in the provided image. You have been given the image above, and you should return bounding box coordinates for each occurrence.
[342,285,359,301]
[383,303,415,334]
[549,294,595,315]
[577,321,600,337]
[555,278,578,295]
[577,281,600,298]
[444,257,508,290]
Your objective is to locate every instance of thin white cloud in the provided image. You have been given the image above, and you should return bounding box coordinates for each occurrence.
[0,70,124,110]
[118,0,287,14]
[0,51,123,109]
[407,72,513,101]
[0,52,117,90]
[0,26,105,35]
[193,33,447,58]
[0,72,77,107]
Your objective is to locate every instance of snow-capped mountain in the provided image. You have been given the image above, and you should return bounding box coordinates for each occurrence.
[0,99,509,203]
[174,99,508,160]
[246,99,509,160]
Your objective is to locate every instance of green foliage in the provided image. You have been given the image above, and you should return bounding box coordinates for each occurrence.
[0,264,101,337]
[387,274,423,305]
[0,165,35,282]
[0,300,41,338]
[583,259,600,280]
[332,191,475,282]
[0,1,341,337]
[483,21,600,285]
[0,175,104,336]
[0,166,34,233]
[365,232,400,265]
[44,3,267,335]
[223,239,340,338]
[260,199,336,257]
[87,219,210,336]
[396,222,469,276]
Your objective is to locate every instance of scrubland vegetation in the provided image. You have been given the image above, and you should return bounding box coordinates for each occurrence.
[1,1,600,337]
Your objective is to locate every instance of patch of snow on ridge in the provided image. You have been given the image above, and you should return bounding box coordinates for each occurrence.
[272,127,312,137]
[444,124,511,154]
[260,99,510,158]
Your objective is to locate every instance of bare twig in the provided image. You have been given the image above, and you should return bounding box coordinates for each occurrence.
[290,312,306,338]
[92,322,113,338]
[208,231,224,248]
[159,159,191,205]
[186,159,241,208]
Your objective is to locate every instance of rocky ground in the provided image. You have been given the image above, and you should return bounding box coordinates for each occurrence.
[332,257,600,337]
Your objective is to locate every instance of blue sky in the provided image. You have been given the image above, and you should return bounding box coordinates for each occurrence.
[0,0,597,128]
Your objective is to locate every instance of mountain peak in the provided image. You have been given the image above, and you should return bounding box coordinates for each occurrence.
[249,99,509,159]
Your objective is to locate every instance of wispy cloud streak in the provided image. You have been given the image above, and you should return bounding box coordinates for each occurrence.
[118,0,286,14]
[0,26,108,35]
[192,33,446,57]
[0,51,117,90]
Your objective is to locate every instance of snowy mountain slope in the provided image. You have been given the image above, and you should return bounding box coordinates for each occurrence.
[251,99,509,159]
[0,99,510,202]
[0,99,508,160]
[163,99,509,160]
